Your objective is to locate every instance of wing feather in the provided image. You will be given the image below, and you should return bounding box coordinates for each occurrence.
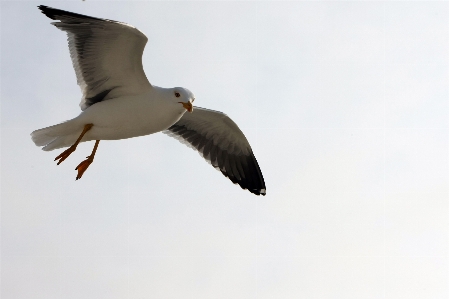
[38,5,152,110]
[164,107,266,196]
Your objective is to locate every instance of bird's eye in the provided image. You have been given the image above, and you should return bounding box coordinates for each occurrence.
[175,92,180,98]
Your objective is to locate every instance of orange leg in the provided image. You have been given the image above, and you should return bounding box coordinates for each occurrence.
[75,140,100,180]
[54,123,93,165]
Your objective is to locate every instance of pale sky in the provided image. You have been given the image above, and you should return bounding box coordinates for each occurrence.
[1,1,448,298]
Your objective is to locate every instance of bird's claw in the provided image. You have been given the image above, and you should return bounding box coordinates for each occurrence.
[55,145,77,165]
[75,156,93,180]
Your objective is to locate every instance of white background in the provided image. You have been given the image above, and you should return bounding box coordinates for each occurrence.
[1,1,448,298]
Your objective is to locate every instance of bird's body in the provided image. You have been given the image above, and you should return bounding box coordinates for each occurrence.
[31,5,266,195]
[33,86,190,150]
[82,88,186,141]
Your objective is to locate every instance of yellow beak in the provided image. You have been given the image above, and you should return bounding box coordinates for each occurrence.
[179,101,193,113]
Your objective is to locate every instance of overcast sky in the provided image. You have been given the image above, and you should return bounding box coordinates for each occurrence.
[1,1,448,298]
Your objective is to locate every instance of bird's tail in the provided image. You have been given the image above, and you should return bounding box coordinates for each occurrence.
[31,119,81,151]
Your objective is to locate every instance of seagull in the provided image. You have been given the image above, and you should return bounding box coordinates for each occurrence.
[31,5,266,196]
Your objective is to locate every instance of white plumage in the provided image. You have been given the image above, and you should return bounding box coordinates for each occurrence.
[31,5,266,195]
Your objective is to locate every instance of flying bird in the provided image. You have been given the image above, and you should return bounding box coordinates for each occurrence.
[31,5,266,196]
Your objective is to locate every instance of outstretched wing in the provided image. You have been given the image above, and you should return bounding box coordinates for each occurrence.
[38,5,152,110]
[164,107,266,196]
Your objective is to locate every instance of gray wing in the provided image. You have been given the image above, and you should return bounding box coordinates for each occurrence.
[39,6,152,110]
[164,107,266,196]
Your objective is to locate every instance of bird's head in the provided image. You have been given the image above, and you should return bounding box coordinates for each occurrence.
[172,87,195,113]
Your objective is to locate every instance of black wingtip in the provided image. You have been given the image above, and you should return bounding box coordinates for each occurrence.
[38,5,58,20]
[37,5,105,22]
[252,189,266,196]
[244,153,266,196]
[219,151,266,196]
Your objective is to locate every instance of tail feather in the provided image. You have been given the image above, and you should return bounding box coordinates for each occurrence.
[31,132,57,147]
[42,136,74,151]
[31,119,81,150]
